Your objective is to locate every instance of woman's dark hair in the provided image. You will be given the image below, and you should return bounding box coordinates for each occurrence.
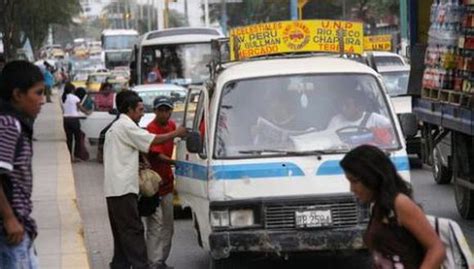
[0,61,44,101]
[117,90,142,114]
[100,82,113,92]
[75,87,87,101]
[340,145,412,218]
[62,82,76,103]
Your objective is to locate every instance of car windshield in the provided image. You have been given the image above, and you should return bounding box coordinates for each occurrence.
[136,88,187,119]
[141,43,212,85]
[380,71,410,96]
[215,74,400,158]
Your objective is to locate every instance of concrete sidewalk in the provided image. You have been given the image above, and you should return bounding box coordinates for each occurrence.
[31,97,89,269]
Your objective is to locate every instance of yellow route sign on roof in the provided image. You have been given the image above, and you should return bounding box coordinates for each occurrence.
[363,35,392,51]
[229,20,364,60]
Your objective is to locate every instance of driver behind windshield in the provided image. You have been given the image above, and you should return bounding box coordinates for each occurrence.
[326,90,393,145]
[327,90,390,130]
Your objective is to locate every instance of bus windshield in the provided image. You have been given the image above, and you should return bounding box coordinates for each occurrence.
[141,43,212,85]
[103,35,138,50]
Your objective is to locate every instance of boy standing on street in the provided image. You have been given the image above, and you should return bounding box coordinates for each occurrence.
[145,96,178,269]
[0,61,45,268]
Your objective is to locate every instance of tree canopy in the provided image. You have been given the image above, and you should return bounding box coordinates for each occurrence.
[206,0,400,32]
[0,0,81,60]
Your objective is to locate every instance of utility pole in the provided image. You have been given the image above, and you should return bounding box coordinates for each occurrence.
[342,0,346,19]
[204,0,210,27]
[184,0,189,26]
[147,0,152,31]
[220,0,227,34]
[290,0,298,20]
[399,0,409,56]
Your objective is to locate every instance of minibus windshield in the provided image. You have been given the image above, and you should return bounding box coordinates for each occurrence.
[215,74,401,158]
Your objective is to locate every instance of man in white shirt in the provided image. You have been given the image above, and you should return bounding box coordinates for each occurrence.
[326,93,391,131]
[103,91,186,269]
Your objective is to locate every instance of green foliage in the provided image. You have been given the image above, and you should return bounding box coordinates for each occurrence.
[207,0,400,31]
[208,0,289,28]
[0,0,81,60]
[168,10,189,28]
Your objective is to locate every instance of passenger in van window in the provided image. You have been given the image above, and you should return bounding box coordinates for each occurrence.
[145,96,177,269]
[341,145,445,269]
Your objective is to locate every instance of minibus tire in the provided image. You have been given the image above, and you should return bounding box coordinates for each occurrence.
[209,256,244,269]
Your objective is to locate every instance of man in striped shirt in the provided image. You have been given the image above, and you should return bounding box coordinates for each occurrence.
[0,61,45,269]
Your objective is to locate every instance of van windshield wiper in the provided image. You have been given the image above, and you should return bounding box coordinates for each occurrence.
[238,148,350,156]
[295,149,349,156]
[238,149,294,155]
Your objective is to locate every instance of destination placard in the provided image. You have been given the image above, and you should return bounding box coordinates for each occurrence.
[229,20,364,60]
[363,34,392,51]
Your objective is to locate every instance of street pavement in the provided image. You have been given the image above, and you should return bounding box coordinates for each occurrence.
[31,97,89,269]
[71,142,474,268]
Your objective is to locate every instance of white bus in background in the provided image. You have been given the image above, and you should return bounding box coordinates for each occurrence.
[101,29,139,70]
[130,27,223,86]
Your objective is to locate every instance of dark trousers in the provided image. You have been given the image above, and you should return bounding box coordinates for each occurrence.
[63,117,81,157]
[106,194,149,269]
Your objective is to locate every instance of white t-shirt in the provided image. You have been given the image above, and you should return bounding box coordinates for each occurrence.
[103,114,155,197]
[62,94,81,117]
[327,112,391,130]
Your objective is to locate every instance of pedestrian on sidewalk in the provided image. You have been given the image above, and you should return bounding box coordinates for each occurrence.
[340,145,445,269]
[61,82,90,162]
[42,61,55,103]
[103,91,187,269]
[145,96,178,269]
[0,60,45,269]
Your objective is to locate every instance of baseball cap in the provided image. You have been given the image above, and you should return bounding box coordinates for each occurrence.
[153,95,174,109]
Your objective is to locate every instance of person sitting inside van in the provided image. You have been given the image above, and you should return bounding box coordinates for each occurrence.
[326,91,393,145]
[94,82,115,112]
[327,91,390,130]
[145,63,163,84]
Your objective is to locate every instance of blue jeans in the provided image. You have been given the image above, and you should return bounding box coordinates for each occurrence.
[0,230,39,269]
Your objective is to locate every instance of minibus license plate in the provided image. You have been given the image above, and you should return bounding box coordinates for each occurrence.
[295,209,332,228]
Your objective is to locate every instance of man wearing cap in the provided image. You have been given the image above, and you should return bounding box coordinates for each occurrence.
[144,96,178,269]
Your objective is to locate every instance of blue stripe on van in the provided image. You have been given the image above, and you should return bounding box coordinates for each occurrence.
[315,156,410,176]
[175,161,305,180]
[175,162,208,181]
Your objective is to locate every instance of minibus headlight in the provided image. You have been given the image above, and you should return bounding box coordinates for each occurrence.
[230,209,254,227]
[210,210,230,227]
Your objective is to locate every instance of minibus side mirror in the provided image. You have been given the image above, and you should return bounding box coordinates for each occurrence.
[186,131,203,153]
[398,113,418,138]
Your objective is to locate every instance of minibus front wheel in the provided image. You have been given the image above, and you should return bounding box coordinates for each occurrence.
[209,254,245,269]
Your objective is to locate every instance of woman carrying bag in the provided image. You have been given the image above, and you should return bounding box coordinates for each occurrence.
[340,145,445,269]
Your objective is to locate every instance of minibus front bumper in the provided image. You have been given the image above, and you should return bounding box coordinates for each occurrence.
[209,225,366,259]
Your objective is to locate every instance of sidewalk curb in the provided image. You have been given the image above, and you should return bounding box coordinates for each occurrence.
[32,94,90,269]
